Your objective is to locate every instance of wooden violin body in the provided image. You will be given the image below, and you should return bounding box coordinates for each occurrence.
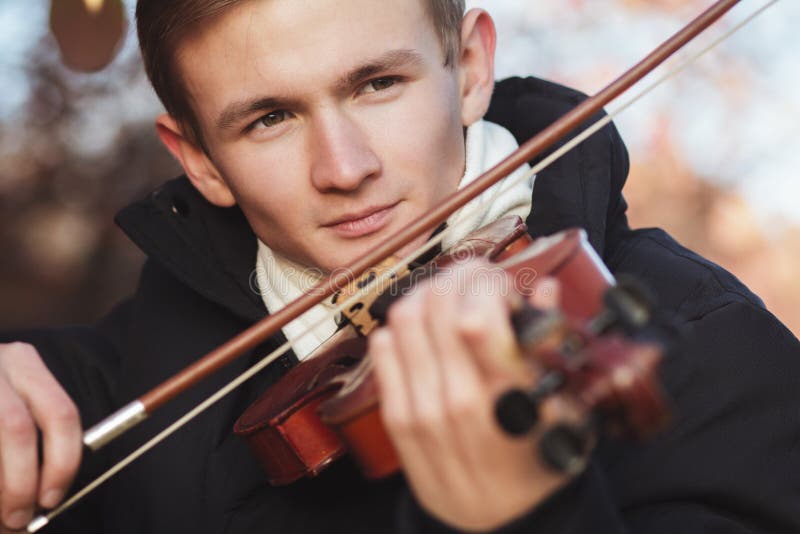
[233,217,669,485]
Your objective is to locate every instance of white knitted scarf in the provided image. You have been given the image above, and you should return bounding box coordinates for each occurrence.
[255,119,534,360]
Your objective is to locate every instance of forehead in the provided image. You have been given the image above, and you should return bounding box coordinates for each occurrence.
[175,0,443,123]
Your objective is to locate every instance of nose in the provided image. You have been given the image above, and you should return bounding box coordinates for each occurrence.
[309,109,381,192]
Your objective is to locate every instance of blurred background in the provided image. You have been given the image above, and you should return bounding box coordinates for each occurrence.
[0,0,797,335]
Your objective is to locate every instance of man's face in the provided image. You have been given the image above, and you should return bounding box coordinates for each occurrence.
[176,0,469,272]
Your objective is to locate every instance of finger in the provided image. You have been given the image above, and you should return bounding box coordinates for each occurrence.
[395,287,482,493]
[370,328,412,436]
[457,273,524,382]
[385,291,445,430]
[538,392,588,429]
[425,281,493,491]
[3,351,82,509]
[528,276,559,310]
[369,328,441,496]
[443,283,528,461]
[0,375,38,531]
[384,289,463,480]
[378,290,473,504]
[428,285,487,422]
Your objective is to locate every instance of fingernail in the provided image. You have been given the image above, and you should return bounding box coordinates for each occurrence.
[6,508,33,529]
[42,488,64,509]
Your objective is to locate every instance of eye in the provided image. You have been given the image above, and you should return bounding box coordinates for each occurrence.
[255,110,290,129]
[361,77,398,95]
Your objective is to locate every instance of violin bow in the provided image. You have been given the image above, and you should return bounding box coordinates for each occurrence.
[28,0,779,530]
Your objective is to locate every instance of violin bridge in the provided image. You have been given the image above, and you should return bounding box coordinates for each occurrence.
[333,256,410,336]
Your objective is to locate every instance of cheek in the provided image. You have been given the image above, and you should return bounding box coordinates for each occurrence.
[379,76,465,195]
[211,146,309,231]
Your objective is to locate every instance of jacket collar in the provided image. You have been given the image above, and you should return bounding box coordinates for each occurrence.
[115,177,265,322]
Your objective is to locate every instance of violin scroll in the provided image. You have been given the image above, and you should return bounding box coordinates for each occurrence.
[494,281,671,473]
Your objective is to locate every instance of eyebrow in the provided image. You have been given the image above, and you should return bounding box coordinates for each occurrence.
[333,48,424,93]
[215,49,425,131]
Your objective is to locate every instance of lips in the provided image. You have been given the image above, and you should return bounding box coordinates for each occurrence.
[322,202,398,238]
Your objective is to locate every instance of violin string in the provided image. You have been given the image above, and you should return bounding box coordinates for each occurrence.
[28,1,777,530]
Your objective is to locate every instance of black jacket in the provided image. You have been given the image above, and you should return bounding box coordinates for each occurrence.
[6,77,800,534]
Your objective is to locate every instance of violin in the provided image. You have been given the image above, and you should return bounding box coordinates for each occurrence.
[233,216,670,485]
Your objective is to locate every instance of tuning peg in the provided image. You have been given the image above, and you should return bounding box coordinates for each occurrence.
[590,276,655,336]
[495,389,539,436]
[510,301,565,348]
[495,372,564,436]
[539,421,594,474]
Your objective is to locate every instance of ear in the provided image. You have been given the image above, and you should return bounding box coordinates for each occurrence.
[155,113,237,207]
[457,9,497,127]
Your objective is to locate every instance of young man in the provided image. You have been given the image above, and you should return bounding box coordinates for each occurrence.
[1,0,799,533]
